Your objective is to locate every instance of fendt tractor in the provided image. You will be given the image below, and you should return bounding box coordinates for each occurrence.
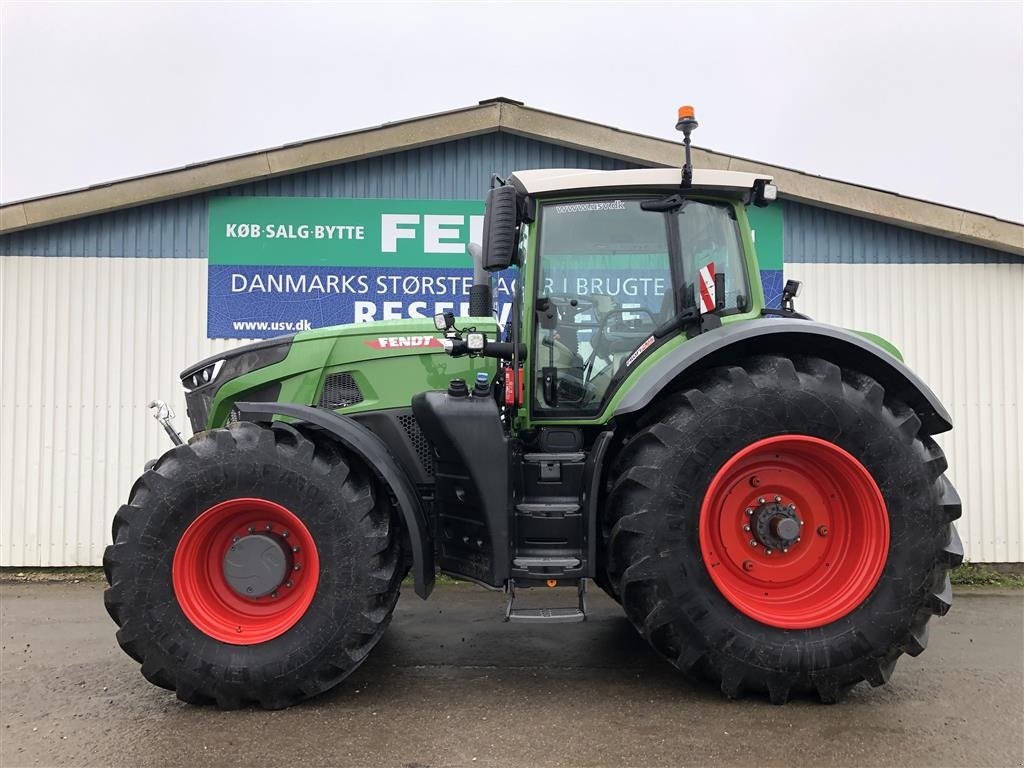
[105,107,963,709]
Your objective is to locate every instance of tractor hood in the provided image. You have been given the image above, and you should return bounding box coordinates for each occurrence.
[180,317,496,433]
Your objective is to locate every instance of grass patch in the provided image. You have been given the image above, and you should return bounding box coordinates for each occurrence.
[401,573,464,587]
[0,566,106,583]
[951,562,1024,588]
[4,565,1020,589]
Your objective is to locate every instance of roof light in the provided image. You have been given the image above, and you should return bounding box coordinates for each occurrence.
[676,105,699,187]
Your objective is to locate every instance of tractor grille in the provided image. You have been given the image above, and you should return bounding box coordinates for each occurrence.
[229,383,281,424]
[319,373,364,409]
[399,413,434,477]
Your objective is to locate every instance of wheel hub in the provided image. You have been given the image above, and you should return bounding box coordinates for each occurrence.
[751,501,802,553]
[222,533,292,598]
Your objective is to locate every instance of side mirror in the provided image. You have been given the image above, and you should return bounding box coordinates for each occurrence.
[752,179,778,208]
[481,185,518,272]
[781,280,802,312]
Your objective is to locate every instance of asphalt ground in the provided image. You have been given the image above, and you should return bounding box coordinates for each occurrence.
[1,582,1022,768]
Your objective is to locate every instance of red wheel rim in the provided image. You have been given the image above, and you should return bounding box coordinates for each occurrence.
[172,498,319,644]
[699,435,889,629]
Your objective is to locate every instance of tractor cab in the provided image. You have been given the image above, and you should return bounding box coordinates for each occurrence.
[413,150,780,619]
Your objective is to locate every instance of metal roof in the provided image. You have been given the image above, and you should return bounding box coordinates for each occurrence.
[1,97,1021,255]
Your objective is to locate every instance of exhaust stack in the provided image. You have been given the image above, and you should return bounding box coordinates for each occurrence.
[468,242,492,317]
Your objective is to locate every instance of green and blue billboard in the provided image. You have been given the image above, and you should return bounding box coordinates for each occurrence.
[208,197,783,339]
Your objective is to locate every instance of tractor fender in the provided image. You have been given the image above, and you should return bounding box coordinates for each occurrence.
[613,318,952,435]
[236,401,435,599]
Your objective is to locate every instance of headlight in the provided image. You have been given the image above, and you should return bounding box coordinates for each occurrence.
[466,332,486,352]
[179,334,294,399]
[182,359,225,393]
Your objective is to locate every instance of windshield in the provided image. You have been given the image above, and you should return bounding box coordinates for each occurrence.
[533,196,746,416]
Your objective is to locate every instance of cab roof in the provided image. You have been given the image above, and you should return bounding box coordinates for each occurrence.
[509,167,773,197]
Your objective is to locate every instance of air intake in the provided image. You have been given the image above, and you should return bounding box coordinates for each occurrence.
[319,373,364,409]
[398,413,434,477]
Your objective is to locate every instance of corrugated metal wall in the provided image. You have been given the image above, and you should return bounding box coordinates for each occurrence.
[782,201,1018,264]
[1,133,1021,565]
[0,257,237,565]
[0,134,638,566]
[781,202,1023,562]
[0,134,636,259]
[789,261,1023,563]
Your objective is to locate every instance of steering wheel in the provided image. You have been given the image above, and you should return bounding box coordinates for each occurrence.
[595,308,656,355]
[586,308,658,381]
[545,293,597,315]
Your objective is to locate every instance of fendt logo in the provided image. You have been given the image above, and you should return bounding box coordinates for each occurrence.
[364,335,443,350]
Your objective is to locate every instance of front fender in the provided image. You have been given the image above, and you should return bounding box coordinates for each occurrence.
[236,401,435,599]
[613,318,952,435]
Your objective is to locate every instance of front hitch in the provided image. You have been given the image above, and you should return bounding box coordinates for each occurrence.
[148,399,184,446]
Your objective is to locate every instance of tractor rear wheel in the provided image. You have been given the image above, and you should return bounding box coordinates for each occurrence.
[103,421,402,709]
[604,354,962,703]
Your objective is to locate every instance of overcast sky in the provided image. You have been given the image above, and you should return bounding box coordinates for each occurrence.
[2,1,1022,222]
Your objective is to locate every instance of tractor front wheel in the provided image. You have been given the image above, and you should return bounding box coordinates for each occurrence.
[604,354,963,703]
[103,421,402,709]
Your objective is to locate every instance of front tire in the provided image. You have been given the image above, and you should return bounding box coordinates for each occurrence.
[603,354,963,703]
[103,421,402,709]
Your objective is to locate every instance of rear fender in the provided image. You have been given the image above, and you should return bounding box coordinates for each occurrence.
[614,318,952,434]
[236,401,435,598]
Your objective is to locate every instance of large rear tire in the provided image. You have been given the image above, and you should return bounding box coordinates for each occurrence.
[603,354,962,703]
[103,421,403,709]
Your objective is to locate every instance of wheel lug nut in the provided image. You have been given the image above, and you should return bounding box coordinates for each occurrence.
[265,523,273,531]
[247,526,255,534]
[232,536,240,543]
[745,508,754,516]
[281,531,289,538]
[765,549,773,556]
[774,495,781,502]
[292,546,300,553]
[285,580,293,588]
[293,563,302,571]
[817,525,829,537]
[743,524,751,532]
[749,539,758,547]
[782,547,789,553]
[799,520,805,526]
[743,560,755,571]
[758,497,765,504]
[271,591,278,599]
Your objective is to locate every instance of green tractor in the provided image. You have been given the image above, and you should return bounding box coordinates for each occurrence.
[104,108,962,709]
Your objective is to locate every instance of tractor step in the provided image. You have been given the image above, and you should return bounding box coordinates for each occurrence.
[513,450,588,578]
[504,579,587,623]
[512,556,580,568]
[505,607,586,623]
[515,502,580,514]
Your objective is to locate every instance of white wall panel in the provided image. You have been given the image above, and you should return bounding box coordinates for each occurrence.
[1,256,1021,564]
[789,261,1023,563]
[0,256,253,566]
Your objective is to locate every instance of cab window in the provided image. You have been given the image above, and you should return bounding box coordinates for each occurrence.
[678,201,748,312]
[533,199,671,415]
